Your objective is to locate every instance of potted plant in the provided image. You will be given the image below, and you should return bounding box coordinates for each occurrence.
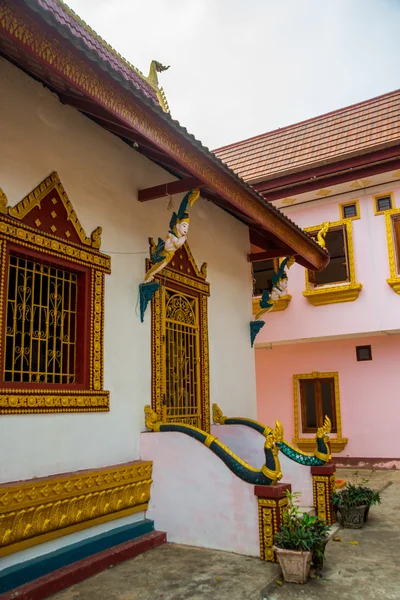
[331,482,381,529]
[274,491,331,584]
[360,487,381,522]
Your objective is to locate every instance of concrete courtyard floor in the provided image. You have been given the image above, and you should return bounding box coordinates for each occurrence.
[49,469,400,600]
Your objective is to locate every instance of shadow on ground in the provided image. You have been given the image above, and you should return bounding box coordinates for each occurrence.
[49,469,400,600]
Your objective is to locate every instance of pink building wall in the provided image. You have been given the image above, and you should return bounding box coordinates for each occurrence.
[255,183,400,345]
[256,335,400,461]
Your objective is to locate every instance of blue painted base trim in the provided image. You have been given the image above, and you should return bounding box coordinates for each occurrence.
[0,519,154,594]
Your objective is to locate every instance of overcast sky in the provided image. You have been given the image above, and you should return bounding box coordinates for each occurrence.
[66,0,400,150]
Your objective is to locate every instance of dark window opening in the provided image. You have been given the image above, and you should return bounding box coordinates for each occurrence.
[4,253,80,384]
[252,259,277,296]
[299,377,337,434]
[376,195,392,212]
[356,345,372,361]
[342,203,357,219]
[309,227,349,286]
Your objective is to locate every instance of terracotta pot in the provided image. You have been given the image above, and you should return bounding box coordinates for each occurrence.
[274,547,313,584]
[340,505,368,529]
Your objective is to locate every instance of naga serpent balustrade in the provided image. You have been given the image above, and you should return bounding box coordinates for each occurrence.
[144,405,283,485]
[212,403,332,466]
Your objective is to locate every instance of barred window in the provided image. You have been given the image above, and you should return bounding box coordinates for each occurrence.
[4,251,85,386]
[0,172,110,414]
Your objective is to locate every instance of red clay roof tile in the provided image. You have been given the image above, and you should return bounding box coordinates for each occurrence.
[213,91,400,183]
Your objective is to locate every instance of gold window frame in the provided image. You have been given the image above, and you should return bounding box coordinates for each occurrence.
[0,173,110,414]
[293,371,348,453]
[303,219,362,306]
[373,191,395,216]
[149,242,211,433]
[385,207,400,294]
[339,199,360,221]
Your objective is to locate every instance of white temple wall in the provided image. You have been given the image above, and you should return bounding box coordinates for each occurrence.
[0,58,256,483]
[141,432,260,556]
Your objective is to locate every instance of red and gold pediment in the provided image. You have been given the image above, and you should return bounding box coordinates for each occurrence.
[169,243,207,281]
[149,237,207,281]
[0,172,102,249]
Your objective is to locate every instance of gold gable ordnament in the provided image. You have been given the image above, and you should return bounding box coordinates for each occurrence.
[5,172,102,249]
[168,242,208,280]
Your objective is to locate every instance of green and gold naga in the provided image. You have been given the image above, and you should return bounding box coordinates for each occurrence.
[144,405,283,486]
[212,403,331,466]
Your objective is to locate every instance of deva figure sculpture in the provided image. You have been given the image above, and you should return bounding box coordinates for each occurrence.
[144,188,200,283]
[255,256,295,320]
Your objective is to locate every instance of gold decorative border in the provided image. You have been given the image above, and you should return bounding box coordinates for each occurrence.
[303,219,361,305]
[151,282,164,423]
[339,199,360,221]
[0,0,328,271]
[0,392,109,413]
[292,372,348,453]
[0,461,152,556]
[0,178,110,413]
[162,266,210,295]
[258,496,288,562]
[384,207,400,293]
[0,219,110,272]
[200,294,210,433]
[312,474,335,525]
[252,294,291,315]
[373,191,395,216]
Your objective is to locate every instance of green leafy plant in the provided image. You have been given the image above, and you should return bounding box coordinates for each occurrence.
[332,479,381,510]
[274,491,330,558]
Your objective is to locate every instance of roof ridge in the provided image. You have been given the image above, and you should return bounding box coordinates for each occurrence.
[56,0,152,89]
[213,88,400,153]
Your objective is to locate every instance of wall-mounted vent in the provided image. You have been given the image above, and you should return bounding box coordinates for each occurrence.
[356,345,372,361]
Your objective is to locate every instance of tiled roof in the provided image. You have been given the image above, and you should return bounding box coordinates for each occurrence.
[213,90,400,184]
[26,0,160,105]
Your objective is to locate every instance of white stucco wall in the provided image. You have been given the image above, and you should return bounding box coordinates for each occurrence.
[141,432,260,556]
[0,57,257,483]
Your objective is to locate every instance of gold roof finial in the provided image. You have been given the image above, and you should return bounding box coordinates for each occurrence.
[146,61,171,114]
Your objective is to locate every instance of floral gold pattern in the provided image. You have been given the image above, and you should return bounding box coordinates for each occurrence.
[312,474,336,525]
[258,496,288,562]
[0,461,152,556]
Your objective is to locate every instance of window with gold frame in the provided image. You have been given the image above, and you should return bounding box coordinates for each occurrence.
[374,192,394,216]
[293,372,348,453]
[0,173,110,414]
[385,207,400,294]
[149,241,210,432]
[303,219,362,306]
